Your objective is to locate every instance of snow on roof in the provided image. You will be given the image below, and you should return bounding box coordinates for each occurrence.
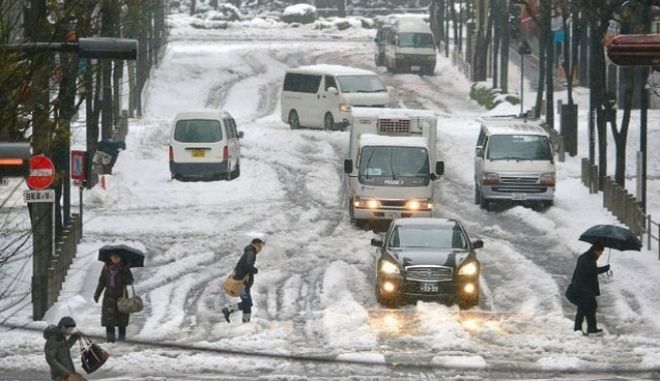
[290,64,377,76]
[395,217,458,227]
[479,117,548,136]
[174,110,230,120]
[352,107,436,119]
[282,4,316,17]
[395,21,433,34]
[359,134,429,148]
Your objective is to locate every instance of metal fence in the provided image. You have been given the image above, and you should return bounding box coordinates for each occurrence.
[647,215,660,259]
[581,158,600,193]
[602,176,646,237]
[46,214,82,308]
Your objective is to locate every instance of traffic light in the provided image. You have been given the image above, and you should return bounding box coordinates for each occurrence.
[0,142,31,179]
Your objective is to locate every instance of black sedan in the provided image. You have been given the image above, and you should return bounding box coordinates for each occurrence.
[371,217,483,309]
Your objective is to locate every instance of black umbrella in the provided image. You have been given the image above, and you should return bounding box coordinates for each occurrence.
[579,224,642,251]
[98,244,145,268]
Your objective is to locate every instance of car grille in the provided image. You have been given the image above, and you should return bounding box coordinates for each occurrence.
[378,119,410,134]
[494,176,546,193]
[405,266,453,282]
[380,199,406,207]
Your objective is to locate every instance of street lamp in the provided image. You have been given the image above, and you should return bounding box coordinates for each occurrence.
[518,40,532,117]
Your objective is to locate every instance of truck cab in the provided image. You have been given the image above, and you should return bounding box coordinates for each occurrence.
[344,108,444,225]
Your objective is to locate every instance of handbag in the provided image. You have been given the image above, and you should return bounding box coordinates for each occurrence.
[565,283,577,305]
[117,285,143,314]
[223,272,246,297]
[79,335,109,374]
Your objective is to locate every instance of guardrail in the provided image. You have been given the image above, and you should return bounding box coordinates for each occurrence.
[581,158,599,193]
[647,215,660,259]
[602,176,645,237]
[46,214,82,308]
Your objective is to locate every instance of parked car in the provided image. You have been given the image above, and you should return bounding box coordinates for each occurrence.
[371,217,483,309]
[281,64,390,131]
[474,116,556,211]
[374,24,394,66]
[169,110,243,181]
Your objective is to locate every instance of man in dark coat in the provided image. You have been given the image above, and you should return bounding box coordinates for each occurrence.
[94,253,134,342]
[43,316,85,381]
[222,238,265,323]
[571,243,610,334]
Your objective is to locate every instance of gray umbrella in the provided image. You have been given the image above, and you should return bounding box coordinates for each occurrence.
[98,244,145,268]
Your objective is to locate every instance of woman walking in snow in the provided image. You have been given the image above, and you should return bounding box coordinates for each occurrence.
[222,237,265,323]
[94,252,134,342]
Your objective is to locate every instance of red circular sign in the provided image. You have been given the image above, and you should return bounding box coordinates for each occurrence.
[26,155,55,190]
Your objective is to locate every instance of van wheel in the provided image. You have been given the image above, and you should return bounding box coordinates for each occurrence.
[478,191,490,211]
[230,161,240,179]
[288,110,300,130]
[324,112,335,130]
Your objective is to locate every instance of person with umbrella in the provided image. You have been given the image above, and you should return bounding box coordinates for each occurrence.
[569,242,610,334]
[94,248,136,342]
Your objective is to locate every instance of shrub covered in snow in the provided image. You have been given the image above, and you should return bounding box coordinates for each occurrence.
[470,84,519,110]
[281,4,317,24]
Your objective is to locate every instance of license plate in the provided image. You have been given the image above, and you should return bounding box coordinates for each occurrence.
[511,193,527,201]
[411,65,421,71]
[420,282,439,292]
[384,211,401,219]
[191,149,205,158]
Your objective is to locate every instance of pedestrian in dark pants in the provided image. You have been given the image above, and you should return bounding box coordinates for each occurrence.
[222,238,265,323]
[571,243,610,334]
[94,253,134,342]
[43,316,86,381]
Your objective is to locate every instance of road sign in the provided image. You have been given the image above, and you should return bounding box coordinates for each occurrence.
[71,150,86,181]
[24,189,55,203]
[26,155,55,190]
[606,34,660,66]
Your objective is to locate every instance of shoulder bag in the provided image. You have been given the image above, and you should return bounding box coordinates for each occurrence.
[80,335,109,374]
[223,272,247,297]
[117,285,143,314]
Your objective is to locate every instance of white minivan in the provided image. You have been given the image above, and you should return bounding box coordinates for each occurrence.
[169,110,243,181]
[281,65,391,130]
[384,21,436,75]
[474,117,556,210]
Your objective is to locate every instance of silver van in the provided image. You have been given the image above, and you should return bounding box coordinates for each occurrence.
[384,21,436,75]
[169,110,243,181]
[474,117,556,210]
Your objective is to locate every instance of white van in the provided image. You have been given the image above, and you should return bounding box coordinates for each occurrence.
[169,110,243,181]
[281,65,391,130]
[474,117,556,210]
[384,21,436,75]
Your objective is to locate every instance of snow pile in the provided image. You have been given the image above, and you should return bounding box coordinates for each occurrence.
[281,4,317,24]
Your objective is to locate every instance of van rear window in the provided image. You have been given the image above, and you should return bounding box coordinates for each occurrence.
[174,120,223,143]
[283,73,321,93]
[398,33,434,48]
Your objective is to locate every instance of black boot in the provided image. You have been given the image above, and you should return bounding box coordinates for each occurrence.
[118,326,126,341]
[106,327,115,343]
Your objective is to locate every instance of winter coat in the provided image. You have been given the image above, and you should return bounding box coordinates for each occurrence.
[571,249,609,299]
[94,263,134,327]
[233,244,258,288]
[43,325,78,380]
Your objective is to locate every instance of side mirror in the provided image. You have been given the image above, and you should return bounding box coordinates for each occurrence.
[327,86,339,95]
[476,146,483,158]
[344,159,353,174]
[472,239,484,249]
[238,131,244,139]
[435,161,444,176]
[371,238,383,247]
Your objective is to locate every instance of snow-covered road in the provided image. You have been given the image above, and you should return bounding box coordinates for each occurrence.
[2,27,660,380]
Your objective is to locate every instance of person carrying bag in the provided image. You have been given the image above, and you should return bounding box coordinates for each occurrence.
[79,335,109,374]
[221,238,265,323]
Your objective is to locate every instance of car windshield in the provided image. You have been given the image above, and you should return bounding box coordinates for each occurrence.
[359,146,429,179]
[398,33,434,48]
[389,225,468,249]
[487,134,553,161]
[174,119,223,143]
[336,75,386,93]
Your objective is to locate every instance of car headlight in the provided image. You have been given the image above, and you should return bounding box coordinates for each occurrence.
[481,172,500,185]
[355,197,381,209]
[405,199,432,210]
[458,261,479,276]
[380,260,400,274]
[339,104,351,113]
[540,173,555,186]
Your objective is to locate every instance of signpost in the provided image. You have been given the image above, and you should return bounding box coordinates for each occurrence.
[26,154,55,190]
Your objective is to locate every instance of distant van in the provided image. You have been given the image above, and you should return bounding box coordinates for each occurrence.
[281,65,391,131]
[384,21,436,75]
[374,24,394,66]
[169,110,243,181]
[474,117,556,210]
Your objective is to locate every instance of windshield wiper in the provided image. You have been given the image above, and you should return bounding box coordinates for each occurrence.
[389,151,397,180]
[363,149,376,179]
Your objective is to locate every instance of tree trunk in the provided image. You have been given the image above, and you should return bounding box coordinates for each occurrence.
[612,66,634,186]
[500,0,510,92]
[534,7,547,119]
[492,0,500,89]
[338,0,346,17]
[543,0,554,129]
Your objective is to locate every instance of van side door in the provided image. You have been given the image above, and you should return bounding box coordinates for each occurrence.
[320,75,339,122]
[303,74,323,128]
[475,128,488,186]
